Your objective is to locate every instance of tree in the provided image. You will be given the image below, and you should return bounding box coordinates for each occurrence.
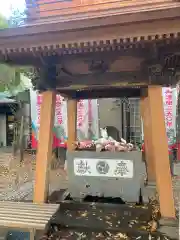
[8,8,26,27]
[0,63,21,92]
[0,11,32,156]
[0,9,45,92]
[0,14,23,92]
[0,14,8,28]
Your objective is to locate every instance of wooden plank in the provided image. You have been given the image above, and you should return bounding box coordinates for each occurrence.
[0,202,59,230]
[0,210,57,218]
[34,91,56,203]
[67,99,77,151]
[0,220,45,230]
[0,216,47,224]
[0,201,58,208]
[0,213,50,221]
[146,86,175,218]
[0,202,59,212]
[140,94,156,182]
[0,206,57,213]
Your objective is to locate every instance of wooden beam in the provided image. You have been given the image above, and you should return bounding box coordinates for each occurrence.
[67,99,77,151]
[56,72,145,88]
[2,46,150,66]
[60,49,149,62]
[140,93,156,183]
[57,87,142,99]
[146,86,175,218]
[34,91,56,203]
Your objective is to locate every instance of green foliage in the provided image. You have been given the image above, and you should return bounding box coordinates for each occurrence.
[0,14,8,29]
[8,8,26,27]
[0,64,21,91]
[9,8,40,90]
[23,67,40,90]
[0,9,40,92]
[0,11,28,92]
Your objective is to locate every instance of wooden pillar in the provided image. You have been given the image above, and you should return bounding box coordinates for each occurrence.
[34,91,56,203]
[145,86,175,218]
[67,99,77,151]
[140,94,156,183]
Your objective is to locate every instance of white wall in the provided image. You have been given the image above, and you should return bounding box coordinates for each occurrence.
[98,98,122,135]
[0,115,6,147]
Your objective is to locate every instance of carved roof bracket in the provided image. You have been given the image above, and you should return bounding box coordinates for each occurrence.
[150,43,160,61]
[163,53,180,72]
[88,60,109,74]
[141,59,178,86]
[36,64,57,91]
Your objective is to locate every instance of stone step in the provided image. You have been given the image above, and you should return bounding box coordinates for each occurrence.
[45,200,178,240]
[52,200,152,232]
[41,227,178,240]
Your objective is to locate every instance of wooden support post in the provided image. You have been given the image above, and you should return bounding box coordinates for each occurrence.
[145,86,175,218]
[140,94,156,183]
[67,99,77,151]
[29,229,36,240]
[34,91,56,203]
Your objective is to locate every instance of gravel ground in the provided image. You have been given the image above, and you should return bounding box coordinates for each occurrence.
[0,150,67,201]
[0,150,179,209]
[173,163,180,213]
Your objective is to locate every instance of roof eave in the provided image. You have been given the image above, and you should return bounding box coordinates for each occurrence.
[1,5,180,39]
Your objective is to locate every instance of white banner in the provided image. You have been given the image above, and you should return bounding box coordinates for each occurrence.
[141,86,178,145]
[30,89,99,148]
[162,87,178,145]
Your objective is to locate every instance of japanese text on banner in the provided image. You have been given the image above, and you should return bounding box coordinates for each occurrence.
[164,88,173,129]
